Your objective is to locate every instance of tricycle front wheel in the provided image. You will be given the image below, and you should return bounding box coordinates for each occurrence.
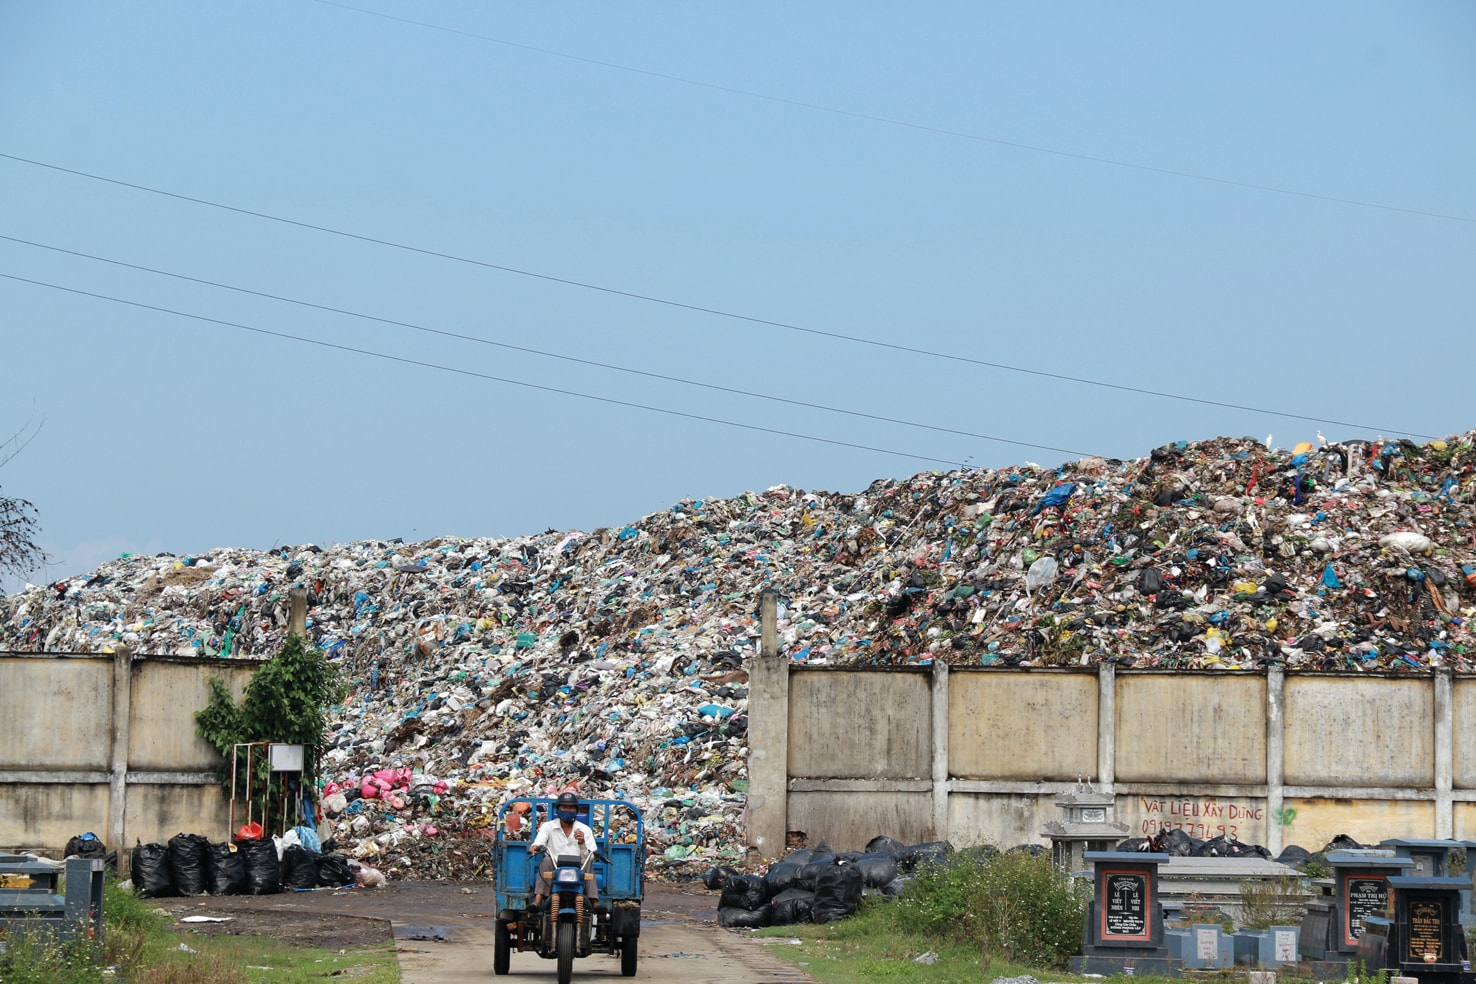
[621,934,638,976]
[557,921,575,984]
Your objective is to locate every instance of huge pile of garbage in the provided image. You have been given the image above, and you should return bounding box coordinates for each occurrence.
[4,432,1475,878]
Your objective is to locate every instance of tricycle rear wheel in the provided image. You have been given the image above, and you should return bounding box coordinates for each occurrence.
[494,919,510,975]
[556,920,575,984]
[621,934,638,976]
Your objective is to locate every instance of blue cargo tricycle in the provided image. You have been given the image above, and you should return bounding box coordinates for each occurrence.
[493,797,645,982]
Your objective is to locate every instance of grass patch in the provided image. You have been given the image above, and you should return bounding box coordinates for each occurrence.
[0,876,398,984]
[755,849,1088,982]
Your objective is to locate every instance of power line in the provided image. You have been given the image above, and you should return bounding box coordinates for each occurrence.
[0,153,1438,440]
[0,233,1093,458]
[0,270,973,468]
[313,0,1475,226]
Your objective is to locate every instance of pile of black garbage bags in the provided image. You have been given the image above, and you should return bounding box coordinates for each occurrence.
[1116,828,1365,865]
[706,835,951,929]
[127,830,357,898]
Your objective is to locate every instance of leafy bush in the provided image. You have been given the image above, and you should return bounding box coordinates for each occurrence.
[1238,875,1309,929]
[888,849,1088,968]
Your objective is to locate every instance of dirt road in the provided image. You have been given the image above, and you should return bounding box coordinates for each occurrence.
[158,881,817,983]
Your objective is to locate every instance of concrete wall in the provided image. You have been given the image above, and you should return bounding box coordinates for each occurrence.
[749,663,1470,860]
[0,651,257,865]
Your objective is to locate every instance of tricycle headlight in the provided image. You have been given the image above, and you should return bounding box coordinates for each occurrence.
[556,869,580,885]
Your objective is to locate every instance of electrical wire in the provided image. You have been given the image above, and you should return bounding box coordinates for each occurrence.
[0,270,976,468]
[0,233,1093,458]
[0,153,1438,440]
[312,0,1475,226]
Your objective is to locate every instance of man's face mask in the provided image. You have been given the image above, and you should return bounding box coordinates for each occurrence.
[556,808,577,823]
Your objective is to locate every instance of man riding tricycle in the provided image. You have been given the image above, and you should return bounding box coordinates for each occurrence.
[493,792,645,982]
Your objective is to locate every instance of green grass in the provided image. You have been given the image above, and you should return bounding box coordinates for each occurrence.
[0,877,399,984]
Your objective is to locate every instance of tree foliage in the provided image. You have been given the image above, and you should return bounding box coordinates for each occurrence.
[1,420,45,578]
[196,632,344,830]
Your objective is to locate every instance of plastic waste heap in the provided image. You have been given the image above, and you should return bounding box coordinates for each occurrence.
[5,432,1476,877]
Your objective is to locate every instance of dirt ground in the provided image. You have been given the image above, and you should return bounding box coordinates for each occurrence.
[155,880,721,949]
[153,880,814,983]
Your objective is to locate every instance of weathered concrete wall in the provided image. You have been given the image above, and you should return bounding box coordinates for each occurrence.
[950,671,1096,781]
[751,666,1472,856]
[1283,676,1434,787]
[0,783,112,853]
[1115,674,1267,784]
[1450,679,1476,788]
[0,655,112,769]
[0,651,258,860]
[129,660,246,771]
[787,790,934,851]
[124,783,234,847]
[788,669,931,779]
[1282,797,1436,852]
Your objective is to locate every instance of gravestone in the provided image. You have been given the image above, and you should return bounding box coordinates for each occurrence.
[1385,876,1470,984]
[1380,839,1461,878]
[1069,852,1180,976]
[1043,782,1129,874]
[1300,851,1411,962]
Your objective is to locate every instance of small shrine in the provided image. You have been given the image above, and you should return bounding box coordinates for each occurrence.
[1043,780,1130,873]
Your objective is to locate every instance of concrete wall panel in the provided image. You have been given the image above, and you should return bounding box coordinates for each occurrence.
[1452,679,1476,789]
[788,670,930,779]
[1453,803,1476,841]
[1283,678,1433,787]
[0,656,111,770]
[0,783,111,853]
[1281,797,1435,850]
[947,792,1056,850]
[1117,793,1270,847]
[124,783,234,847]
[786,791,933,851]
[949,672,1097,781]
[1115,674,1267,784]
[128,662,251,771]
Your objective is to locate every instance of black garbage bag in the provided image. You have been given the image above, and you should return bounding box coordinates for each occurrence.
[954,844,1000,866]
[763,861,804,895]
[236,836,281,895]
[702,865,740,891]
[879,876,910,897]
[1138,568,1165,594]
[782,848,820,865]
[131,842,177,898]
[1153,828,1196,856]
[864,835,906,856]
[207,842,247,895]
[1276,844,1313,866]
[812,865,864,924]
[718,906,772,929]
[798,859,838,891]
[1322,834,1361,853]
[718,874,769,912]
[64,833,117,871]
[65,833,108,859]
[168,833,210,895]
[899,841,951,872]
[1008,843,1047,856]
[853,853,898,889]
[281,845,319,890]
[1115,837,1153,852]
[769,888,815,926]
[316,853,356,888]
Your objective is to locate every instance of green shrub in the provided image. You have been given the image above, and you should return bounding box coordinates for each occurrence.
[889,849,1088,968]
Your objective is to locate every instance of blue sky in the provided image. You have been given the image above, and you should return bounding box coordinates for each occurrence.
[2,1,1473,590]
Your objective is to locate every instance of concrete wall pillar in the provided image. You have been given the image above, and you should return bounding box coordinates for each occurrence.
[1436,668,1453,839]
[1097,663,1115,793]
[288,587,308,638]
[108,644,132,875]
[1265,665,1285,856]
[931,660,949,842]
[745,592,789,859]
